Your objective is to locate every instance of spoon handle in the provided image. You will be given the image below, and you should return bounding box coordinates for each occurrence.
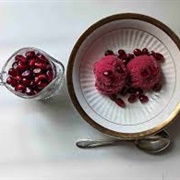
[76,139,120,148]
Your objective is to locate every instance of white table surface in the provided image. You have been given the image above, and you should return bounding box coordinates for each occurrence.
[0,1,180,179]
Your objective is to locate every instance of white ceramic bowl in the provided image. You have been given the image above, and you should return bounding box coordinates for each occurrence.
[67,13,180,139]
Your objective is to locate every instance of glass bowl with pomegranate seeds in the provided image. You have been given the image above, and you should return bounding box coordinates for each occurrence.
[0,47,64,100]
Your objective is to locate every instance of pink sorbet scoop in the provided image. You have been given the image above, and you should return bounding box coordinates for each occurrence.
[93,55,128,95]
[127,55,161,89]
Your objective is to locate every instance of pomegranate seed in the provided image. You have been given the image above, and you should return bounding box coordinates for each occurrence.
[142,48,149,55]
[25,87,35,96]
[38,74,47,81]
[118,49,127,59]
[21,78,30,86]
[22,70,31,78]
[25,51,35,59]
[152,83,162,92]
[11,79,18,87]
[46,64,52,70]
[116,66,124,73]
[109,94,117,101]
[8,68,19,76]
[149,51,156,57]
[141,69,149,78]
[122,58,129,65]
[17,61,27,71]
[35,62,46,69]
[128,87,136,94]
[118,49,126,55]
[127,53,135,60]
[33,68,42,74]
[36,53,48,63]
[37,81,48,89]
[103,70,112,76]
[30,80,36,87]
[139,95,149,103]
[135,88,143,97]
[35,77,40,84]
[120,86,128,96]
[29,59,36,68]
[15,84,25,93]
[14,75,21,82]
[46,70,53,82]
[12,62,18,69]
[104,50,114,56]
[6,77,13,84]
[133,48,142,56]
[15,55,27,64]
[155,53,165,62]
[115,98,126,108]
[128,94,137,103]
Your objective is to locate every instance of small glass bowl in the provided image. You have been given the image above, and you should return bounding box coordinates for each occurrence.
[0,47,64,100]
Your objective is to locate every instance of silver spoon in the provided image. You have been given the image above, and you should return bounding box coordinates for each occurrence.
[76,130,170,154]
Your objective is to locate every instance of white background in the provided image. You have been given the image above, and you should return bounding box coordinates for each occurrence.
[0,0,180,179]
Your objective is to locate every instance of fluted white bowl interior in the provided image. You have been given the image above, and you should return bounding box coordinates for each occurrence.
[72,19,180,134]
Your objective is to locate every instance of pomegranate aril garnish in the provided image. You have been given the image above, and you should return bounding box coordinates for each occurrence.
[139,95,149,103]
[8,68,19,76]
[155,53,165,63]
[29,59,36,68]
[122,58,129,65]
[149,51,156,57]
[15,84,25,93]
[135,88,143,97]
[116,66,124,73]
[22,70,32,78]
[127,53,135,60]
[109,94,117,101]
[25,51,35,59]
[46,70,53,82]
[104,50,114,56]
[133,48,142,56]
[128,87,136,94]
[103,70,112,76]
[152,83,162,92]
[15,55,27,64]
[115,98,126,108]
[118,49,126,56]
[33,68,42,74]
[120,86,128,96]
[142,48,149,55]
[118,49,127,59]
[128,94,137,103]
